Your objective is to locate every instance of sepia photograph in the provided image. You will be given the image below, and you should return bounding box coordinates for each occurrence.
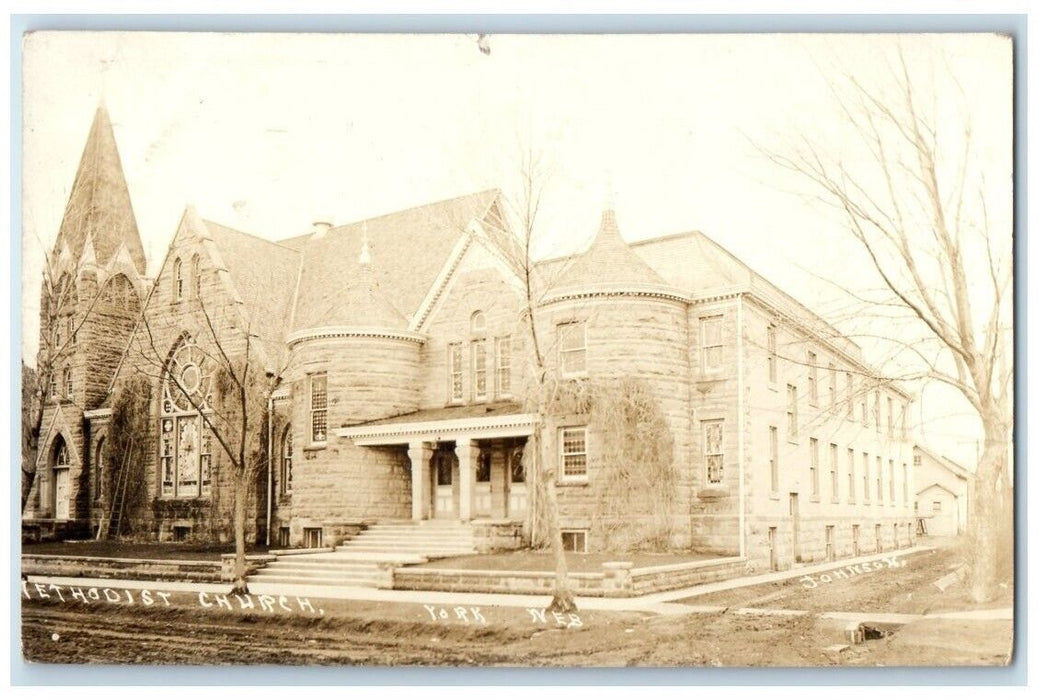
[17,28,1015,670]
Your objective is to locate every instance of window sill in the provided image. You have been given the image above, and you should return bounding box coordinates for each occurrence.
[769,493,781,501]
[810,496,821,503]
[767,383,779,392]
[558,479,589,487]
[304,443,327,452]
[698,486,729,500]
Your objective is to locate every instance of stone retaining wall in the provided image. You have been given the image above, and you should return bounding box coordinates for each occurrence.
[22,554,227,583]
[392,556,746,597]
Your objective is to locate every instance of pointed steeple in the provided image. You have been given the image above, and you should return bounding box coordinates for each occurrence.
[54,103,147,275]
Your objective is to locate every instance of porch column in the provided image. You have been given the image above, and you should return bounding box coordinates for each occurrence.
[407,441,432,521]
[455,438,477,522]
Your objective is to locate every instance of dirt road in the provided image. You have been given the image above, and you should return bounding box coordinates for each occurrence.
[20,542,1013,667]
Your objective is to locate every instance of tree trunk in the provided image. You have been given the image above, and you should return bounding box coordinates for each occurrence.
[537,429,576,613]
[967,432,1008,603]
[230,475,249,596]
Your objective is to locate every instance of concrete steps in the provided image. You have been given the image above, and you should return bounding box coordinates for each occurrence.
[247,521,477,588]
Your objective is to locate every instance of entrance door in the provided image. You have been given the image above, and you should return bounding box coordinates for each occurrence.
[789,493,801,563]
[506,446,527,516]
[433,450,456,519]
[54,468,70,520]
[474,450,492,517]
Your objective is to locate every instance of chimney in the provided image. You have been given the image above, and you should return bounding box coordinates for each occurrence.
[312,216,333,239]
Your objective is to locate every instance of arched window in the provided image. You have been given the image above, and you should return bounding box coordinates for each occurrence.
[281,425,293,495]
[173,258,183,302]
[51,435,71,519]
[160,335,213,498]
[94,437,106,502]
[470,310,486,337]
[191,254,202,298]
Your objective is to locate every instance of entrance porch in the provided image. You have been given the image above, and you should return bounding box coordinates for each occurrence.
[337,404,537,524]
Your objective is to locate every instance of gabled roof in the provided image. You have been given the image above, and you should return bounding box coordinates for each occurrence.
[286,190,499,332]
[915,444,973,480]
[631,230,867,364]
[53,104,146,275]
[200,219,302,370]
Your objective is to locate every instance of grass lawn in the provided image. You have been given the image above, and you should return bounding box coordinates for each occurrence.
[21,540,271,561]
[413,549,722,573]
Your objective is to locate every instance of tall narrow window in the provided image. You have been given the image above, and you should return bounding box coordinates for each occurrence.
[862,394,868,427]
[281,425,293,495]
[173,258,184,302]
[68,316,76,346]
[63,366,72,399]
[809,438,819,497]
[830,443,839,503]
[192,254,202,298]
[94,438,106,502]
[200,424,212,496]
[807,351,818,405]
[786,384,798,441]
[310,373,328,443]
[828,363,836,410]
[873,389,881,430]
[847,447,856,503]
[558,320,587,376]
[902,462,908,505]
[703,420,725,484]
[863,452,870,503]
[701,316,723,372]
[49,372,57,399]
[876,455,883,503]
[769,426,779,494]
[559,426,588,483]
[496,336,512,398]
[889,458,895,503]
[887,396,894,436]
[767,324,777,383]
[471,340,488,400]
[846,372,854,419]
[448,343,463,402]
[900,402,908,439]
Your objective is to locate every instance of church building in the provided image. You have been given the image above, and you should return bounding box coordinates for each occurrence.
[23,106,918,572]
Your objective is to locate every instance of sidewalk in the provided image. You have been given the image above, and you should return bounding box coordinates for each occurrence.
[23,544,935,616]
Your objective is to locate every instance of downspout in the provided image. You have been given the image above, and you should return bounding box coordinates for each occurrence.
[737,294,746,558]
[265,390,274,547]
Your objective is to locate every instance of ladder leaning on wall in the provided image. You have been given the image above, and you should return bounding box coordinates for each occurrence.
[96,437,134,541]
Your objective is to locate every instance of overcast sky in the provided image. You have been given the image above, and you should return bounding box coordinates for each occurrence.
[20,32,1012,467]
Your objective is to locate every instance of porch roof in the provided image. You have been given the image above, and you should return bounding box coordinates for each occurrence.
[337,402,537,446]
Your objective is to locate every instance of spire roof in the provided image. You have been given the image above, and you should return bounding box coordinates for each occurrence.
[53,103,146,274]
[321,231,408,330]
[559,209,669,290]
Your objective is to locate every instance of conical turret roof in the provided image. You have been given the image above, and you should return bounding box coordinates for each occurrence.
[54,103,146,274]
[320,230,408,330]
[559,209,670,289]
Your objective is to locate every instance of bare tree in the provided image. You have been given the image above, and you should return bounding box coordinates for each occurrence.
[761,45,1013,601]
[489,148,578,614]
[134,290,277,595]
[23,248,112,511]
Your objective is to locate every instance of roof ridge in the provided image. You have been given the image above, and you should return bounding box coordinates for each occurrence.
[325,189,499,233]
[201,219,303,254]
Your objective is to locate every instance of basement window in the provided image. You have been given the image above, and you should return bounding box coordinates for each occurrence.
[304,527,323,548]
[561,530,588,553]
[278,527,291,548]
[172,526,191,542]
